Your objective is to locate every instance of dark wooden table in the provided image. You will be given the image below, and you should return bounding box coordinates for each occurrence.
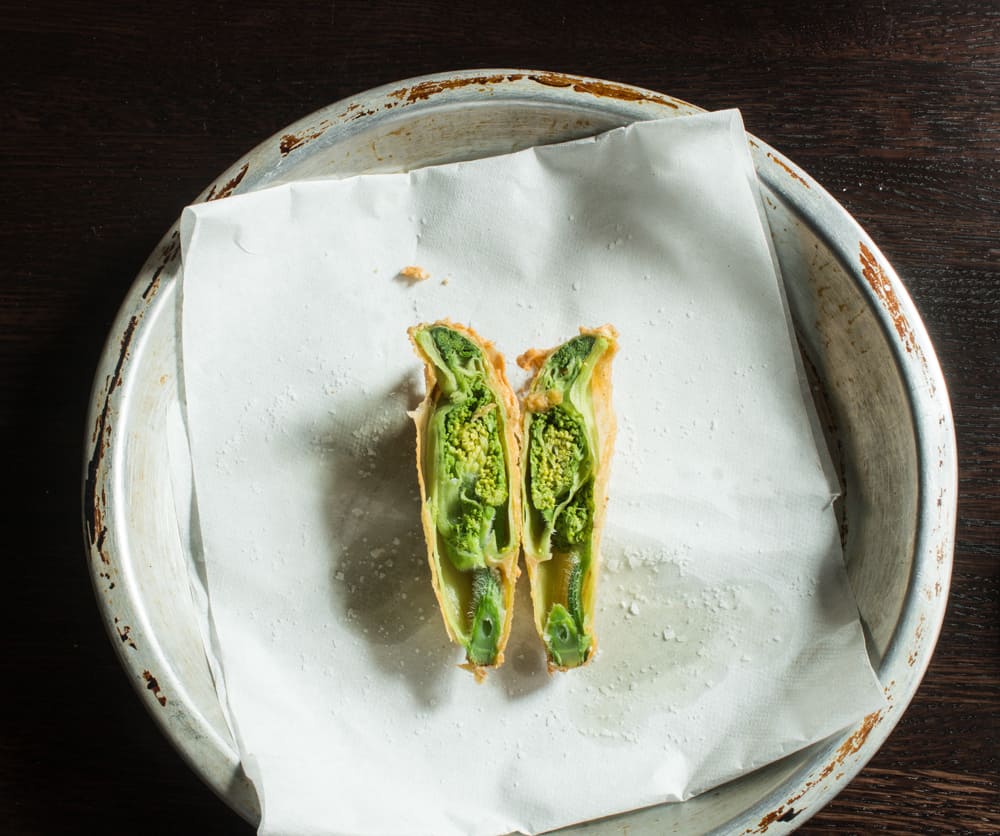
[3,2,997,833]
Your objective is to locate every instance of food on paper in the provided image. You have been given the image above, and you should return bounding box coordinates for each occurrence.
[408,321,522,679]
[399,265,431,281]
[518,326,618,670]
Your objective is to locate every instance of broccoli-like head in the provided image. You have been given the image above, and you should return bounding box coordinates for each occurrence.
[415,324,514,578]
[528,406,587,516]
[443,494,497,561]
[429,325,481,366]
[552,479,593,550]
[424,326,484,395]
[537,334,597,391]
[443,395,507,507]
[435,385,508,569]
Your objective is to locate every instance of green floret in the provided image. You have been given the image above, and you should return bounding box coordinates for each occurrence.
[430,325,481,366]
[433,382,508,571]
[528,406,587,518]
[446,495,498,561]
[442,396,507,506]
[424,326,483,396]
[431,387,509,570]
[537,335,597,391]
[553,480,593,550]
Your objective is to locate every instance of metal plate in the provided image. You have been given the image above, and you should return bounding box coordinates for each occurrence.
[83,70,957,834]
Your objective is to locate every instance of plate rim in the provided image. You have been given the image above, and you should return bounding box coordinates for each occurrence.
[82,68,958,834]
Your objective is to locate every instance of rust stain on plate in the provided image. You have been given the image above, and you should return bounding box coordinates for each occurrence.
[766,152,811,189]
[348,73,679,127]
[860,243,936,391]
[279,126,328,156]
[90,485,105,555]
[746,710,882,832]
[388,73,525,104]
[528,72,678,107]
[859,240,927,373]
[206,162,250,200]
[114,617,137,650]
[142,670,167,707]
[819,710,882,781]
[751,805,801,832]
[141,230,180,301]
[84,315,140,561]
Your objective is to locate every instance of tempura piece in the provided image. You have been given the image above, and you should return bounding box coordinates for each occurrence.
[408,321,521,679]
[519,326,618,670]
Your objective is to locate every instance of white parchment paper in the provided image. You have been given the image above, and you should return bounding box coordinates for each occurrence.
[177,110,884,836]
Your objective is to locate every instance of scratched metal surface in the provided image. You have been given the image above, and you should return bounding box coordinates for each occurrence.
[82,72,956,834]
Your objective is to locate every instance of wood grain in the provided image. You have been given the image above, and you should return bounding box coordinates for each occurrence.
[2,1,996,833]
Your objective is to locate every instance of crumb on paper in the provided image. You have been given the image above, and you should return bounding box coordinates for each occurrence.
[398,265,430,282]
